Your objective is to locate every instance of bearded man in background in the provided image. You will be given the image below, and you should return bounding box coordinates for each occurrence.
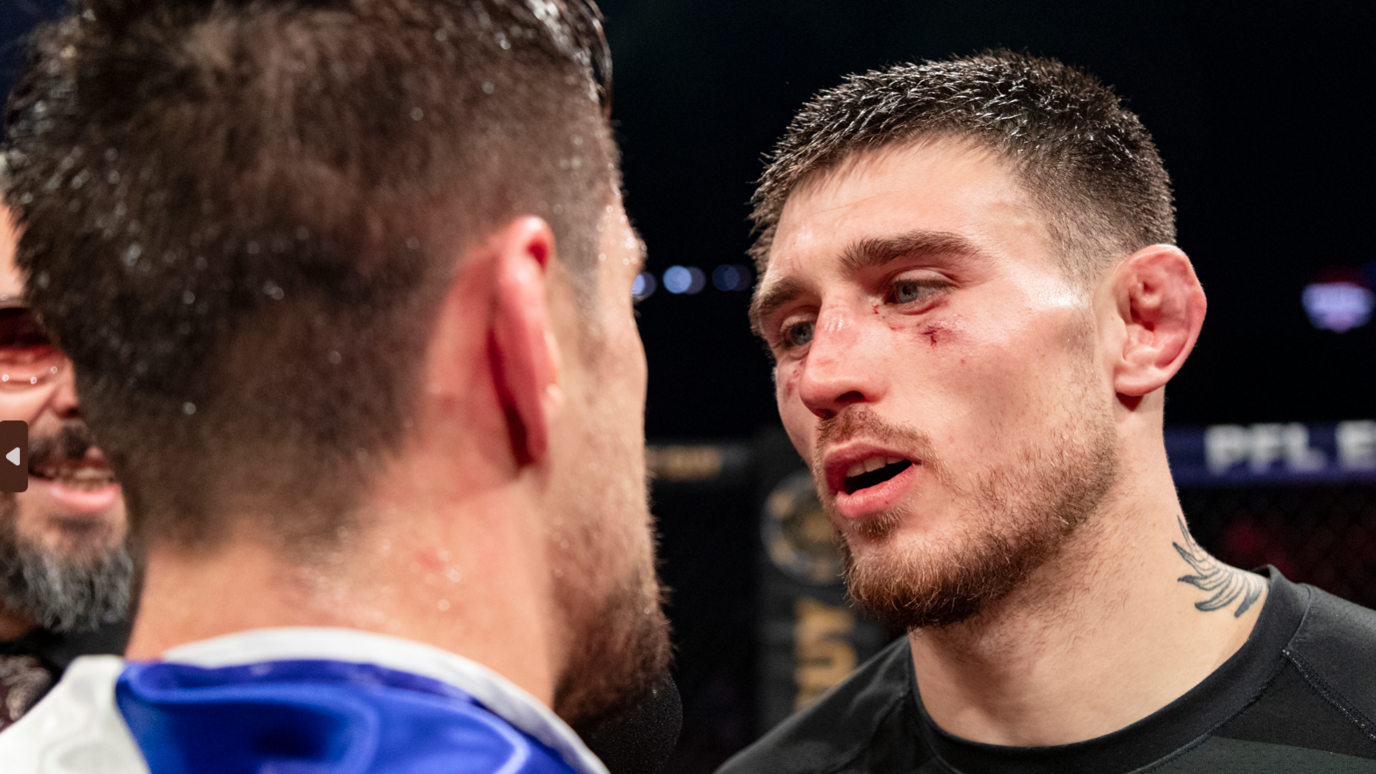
[0,199,131,730]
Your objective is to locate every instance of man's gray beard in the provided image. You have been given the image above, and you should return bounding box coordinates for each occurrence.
[824,377,1118,632]
[0,495,134,634]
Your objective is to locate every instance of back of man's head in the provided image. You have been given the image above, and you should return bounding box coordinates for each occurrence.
[751,50,1175,285]
[3,0,615,549]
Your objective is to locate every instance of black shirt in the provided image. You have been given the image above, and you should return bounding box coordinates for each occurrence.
[0,620,131,730]
[719,569,1376,773]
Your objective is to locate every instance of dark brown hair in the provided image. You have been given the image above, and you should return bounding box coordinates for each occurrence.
[751,50,1175,283]
[3,0,616,548]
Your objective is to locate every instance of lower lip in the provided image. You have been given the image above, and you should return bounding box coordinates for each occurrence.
[833,462,919,521]
[27,476,123,515]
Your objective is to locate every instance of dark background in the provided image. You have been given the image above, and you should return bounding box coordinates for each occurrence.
[594,0,1376,440]
[4,2,1375,771]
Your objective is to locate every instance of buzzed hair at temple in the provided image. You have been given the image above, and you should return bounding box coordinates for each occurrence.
[2,0,616,549]
[750,50,1176,284]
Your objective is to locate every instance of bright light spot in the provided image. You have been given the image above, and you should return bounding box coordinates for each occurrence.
[1303,282,1374,332]
[663,266,692,294]
[713,264,752,291]
[632,271,657,301]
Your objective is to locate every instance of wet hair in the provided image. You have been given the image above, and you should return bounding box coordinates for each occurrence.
[2,0,616,549]
[751,50,1175,283]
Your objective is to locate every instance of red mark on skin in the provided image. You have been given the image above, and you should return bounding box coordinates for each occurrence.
[416,550,444,570]
[871,302,880,315]
[922,326,940,346]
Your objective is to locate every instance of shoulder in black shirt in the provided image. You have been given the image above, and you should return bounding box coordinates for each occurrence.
[718,568,1376,774]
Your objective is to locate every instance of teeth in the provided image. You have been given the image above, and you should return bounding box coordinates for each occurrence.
[845,456,903,479]
[31,464,116,489]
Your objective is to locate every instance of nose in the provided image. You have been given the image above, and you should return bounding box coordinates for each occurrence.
[797,305,884,420]
[45,359,82,420]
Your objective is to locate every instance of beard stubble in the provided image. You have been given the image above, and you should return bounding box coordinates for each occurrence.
[819,366,1119,632]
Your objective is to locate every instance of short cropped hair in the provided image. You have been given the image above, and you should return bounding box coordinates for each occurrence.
[751,51,1175,283]
[3,0,616,549]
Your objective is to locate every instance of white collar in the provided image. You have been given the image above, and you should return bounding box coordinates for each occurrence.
[160,627,610,774]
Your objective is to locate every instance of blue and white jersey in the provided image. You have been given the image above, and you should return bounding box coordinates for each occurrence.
[0,627,610,774]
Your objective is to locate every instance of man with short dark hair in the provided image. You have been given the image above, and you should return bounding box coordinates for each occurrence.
[0,201,131,731]
[723,51,1376,772]
[0,0,671,770]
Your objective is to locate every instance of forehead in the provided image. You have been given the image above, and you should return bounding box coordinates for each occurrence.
[765,140,1053,283]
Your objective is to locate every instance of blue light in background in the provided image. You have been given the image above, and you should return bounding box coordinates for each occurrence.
[713,264,752,291]
[663,266,706,294]
[683,267,706,294]
[663,266,692,294]
[632,271,656,301]
[1303,282,1374,333]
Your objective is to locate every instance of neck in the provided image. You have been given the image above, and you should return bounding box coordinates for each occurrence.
[125,485,560,708]
[908,440,1266,746]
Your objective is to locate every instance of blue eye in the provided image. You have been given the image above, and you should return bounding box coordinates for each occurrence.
[893,281,937,305]
[783,320,815,349]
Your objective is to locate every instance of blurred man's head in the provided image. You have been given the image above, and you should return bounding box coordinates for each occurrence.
[4,0,668,726]
[0,203,130,637]
[750,52,1194,631]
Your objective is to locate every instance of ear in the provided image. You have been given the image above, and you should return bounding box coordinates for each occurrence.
[1111,245,1207,397]
[489,217,563,466]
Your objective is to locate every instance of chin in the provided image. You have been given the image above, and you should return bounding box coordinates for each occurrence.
[552,560,672,728]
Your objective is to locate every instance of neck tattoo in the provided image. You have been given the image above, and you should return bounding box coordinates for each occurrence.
[1172,515,1264,618]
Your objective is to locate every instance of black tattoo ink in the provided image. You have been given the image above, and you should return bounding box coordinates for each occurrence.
[1173,515,1264,618]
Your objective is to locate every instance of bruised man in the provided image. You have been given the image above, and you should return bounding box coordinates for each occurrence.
[0,0,671,770]
[0,199,130,730]
[723,52,1376,772]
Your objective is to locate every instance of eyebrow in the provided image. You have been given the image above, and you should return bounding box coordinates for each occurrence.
[840,230,981,273]
[749,229,982,333]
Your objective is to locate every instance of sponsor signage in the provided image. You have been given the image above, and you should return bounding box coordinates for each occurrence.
[1169,421,1376,485]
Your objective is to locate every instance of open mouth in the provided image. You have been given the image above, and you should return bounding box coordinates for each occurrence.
[842,457,914,495]
[29,458,118,491]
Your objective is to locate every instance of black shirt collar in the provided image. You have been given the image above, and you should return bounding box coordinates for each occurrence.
[914,567,1307,774]
[0,618,132,672]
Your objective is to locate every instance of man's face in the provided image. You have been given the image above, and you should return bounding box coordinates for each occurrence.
[0,207,130,634]
[547,198,670,726]
[754,140,1119,630]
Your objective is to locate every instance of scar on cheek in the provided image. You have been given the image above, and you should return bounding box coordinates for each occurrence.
[921,325,942,346]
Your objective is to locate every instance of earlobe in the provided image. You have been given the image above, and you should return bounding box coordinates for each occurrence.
[1111,245,1207,398]
[488,217,560,466]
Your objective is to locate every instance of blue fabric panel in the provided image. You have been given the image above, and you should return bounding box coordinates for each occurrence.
[116,659,579,774]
